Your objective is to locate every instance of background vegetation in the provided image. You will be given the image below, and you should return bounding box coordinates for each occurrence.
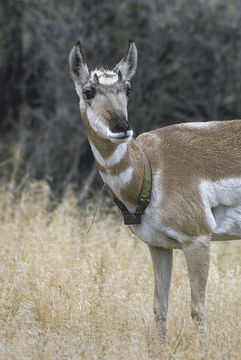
[1,0,241,200]
[0,183,240,359]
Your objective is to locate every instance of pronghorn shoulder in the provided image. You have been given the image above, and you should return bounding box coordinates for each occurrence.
[135,123,202,152]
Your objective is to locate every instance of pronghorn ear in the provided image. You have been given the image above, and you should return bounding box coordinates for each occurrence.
[69,41,89,85]
[114,40,138,81]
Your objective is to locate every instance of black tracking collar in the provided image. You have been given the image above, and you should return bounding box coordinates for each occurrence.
[111,148,152,225]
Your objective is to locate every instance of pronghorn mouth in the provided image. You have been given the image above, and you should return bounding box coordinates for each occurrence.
[108,129,133,142]
[115,134,130,139]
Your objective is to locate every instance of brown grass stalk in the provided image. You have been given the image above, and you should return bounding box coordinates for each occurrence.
[0,182,240,359]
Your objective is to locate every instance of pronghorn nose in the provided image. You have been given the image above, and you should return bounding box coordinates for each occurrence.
[111,116,131,134]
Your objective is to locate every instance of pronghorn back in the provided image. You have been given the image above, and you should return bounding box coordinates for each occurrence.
[137,120,241,181]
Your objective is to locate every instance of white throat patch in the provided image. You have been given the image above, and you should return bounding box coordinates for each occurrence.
[100,167,133,201]
[89,141,128,168]
[89,140,133,210]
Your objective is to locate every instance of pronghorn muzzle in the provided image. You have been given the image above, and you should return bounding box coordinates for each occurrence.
[109,114,132,141]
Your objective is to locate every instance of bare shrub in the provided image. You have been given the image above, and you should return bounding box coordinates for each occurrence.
[1,0,241,200]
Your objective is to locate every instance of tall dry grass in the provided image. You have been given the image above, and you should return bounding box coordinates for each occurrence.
[0,182,240,359]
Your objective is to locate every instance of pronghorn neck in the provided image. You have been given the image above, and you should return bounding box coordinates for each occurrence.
[88,135,145,211]
[87,129,122,163]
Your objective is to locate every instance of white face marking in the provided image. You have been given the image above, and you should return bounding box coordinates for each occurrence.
[86,108,133,143]
[75,69,119,110]
[200,178,241,236]
[86,107,109,138]
[75,68,132,142]
[99,166,133,200]
[90,69,118,86]
[107,129,133,143]
[89,141,128,168]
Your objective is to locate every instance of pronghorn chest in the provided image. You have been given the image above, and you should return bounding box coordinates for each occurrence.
[99,167,133,201]
[90,139,202,248]
[128,170,183,249]
[130,173,241,247]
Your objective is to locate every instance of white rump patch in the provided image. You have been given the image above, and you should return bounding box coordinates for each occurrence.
[200,178,241,237]
[89,141,128,168]
[90,69,118,86]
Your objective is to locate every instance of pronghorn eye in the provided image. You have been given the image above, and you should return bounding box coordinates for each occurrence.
[83,87,95,100]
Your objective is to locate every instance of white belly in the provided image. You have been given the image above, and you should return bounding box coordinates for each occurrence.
[211,205,241,240]
[130,177,241,248]
[129,214,181,249]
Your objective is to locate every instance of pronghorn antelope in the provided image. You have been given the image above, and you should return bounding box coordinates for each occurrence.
[69,40,241,340]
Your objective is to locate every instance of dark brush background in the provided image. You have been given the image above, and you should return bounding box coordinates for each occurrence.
[1,0,241,204]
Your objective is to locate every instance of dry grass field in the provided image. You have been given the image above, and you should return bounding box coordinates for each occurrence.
[0,182,240,360]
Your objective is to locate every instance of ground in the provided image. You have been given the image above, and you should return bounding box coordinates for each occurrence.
[0,182,240,359]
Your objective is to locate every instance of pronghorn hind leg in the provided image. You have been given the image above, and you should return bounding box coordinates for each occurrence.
[183,237,210,348]
[148,245,173,340]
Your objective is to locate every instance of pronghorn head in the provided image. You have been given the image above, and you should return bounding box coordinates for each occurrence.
[69,40,137,143]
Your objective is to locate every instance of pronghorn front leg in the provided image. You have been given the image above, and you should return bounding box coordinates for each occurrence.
[183,237,210,345]
[148,245,173,340]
